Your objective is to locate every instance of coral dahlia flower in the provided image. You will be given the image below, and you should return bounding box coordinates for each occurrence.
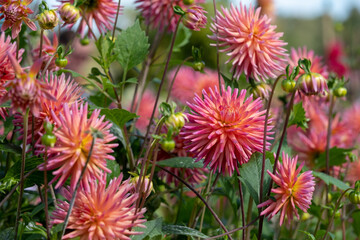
[181,85,273,175]
[59,0,120,38]
[258,152,315,226]
[39,102,118,190]
[51,174,146,240]
[0,0,37,38]
[136,0,205,33]
[32,33,59,71]
[209,3,287,82]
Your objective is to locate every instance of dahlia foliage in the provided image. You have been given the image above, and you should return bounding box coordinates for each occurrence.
[0,1,359,240]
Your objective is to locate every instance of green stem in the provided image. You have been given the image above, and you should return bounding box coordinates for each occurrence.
[44,148,50,240]
[112,0,121,39]
[14,108,30,240]
[325,95,335,203]
[120,66,128,103]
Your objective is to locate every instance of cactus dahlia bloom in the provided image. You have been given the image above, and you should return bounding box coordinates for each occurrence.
[51,174,146,240]
[181,85,273,175]
[59,0,120,38]
[135,0,205,32]
[32,33,59,71]
[0,0,37,38]
[209,3,287,82]
[258,152,315,226]
[14,72,83,151]
[39,102,118,190]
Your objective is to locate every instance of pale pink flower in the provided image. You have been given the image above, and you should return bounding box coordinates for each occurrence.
[51,174,146,240]
[0,0,37,38]
[182,5,207,31]
[32,33,59,71]
[258,152,315,226]
[135,0,205,32]
[181,85,273,175]
[169,66,219,104]
[38,102,118,190]
[59,0,120,38]
[209,3,287,81]
[288,46,329,79]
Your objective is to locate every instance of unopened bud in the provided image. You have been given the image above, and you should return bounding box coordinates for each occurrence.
[250,82,271,100]
[182,6,207,31]
[58,3,80,24]
[37,9,58,30]
[165,112,187,130]
[298,72,327,96]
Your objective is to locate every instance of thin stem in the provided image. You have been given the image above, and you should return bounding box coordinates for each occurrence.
[198,173,213,236]
[157,166,233,240]
[44,147,50,240]
[14,108,30,240]
[245,197,253,240]
[237,171,245,240]
[83,11,98,41]
[60,136,96,239]
[325,95,335,203]
[212,0,222,93]
[112,0,122,39]
[49,184,57,208]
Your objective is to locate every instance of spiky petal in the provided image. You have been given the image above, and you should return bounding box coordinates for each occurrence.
[181,85,273,175]
[51,174,146,240]
[38,102,118,190]
[258,152,315,226]
[209,3,288,82]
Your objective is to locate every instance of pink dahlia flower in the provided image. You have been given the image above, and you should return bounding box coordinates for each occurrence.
[169,66,219,105]
[181,85,273,175]
[14,72,83,151]
[0,54,55,117]
[288,46,329,79]
[343,101,360,144]
[39,102,118,190]
[0,0,37,38]
[135,0,205,33]
[209,3,287,82]
[51,174,146,240]
[182,5,207,31]
[59,0,120,38]
[258,152,315,226]
[326,41,349,78]
[32,33,59,71]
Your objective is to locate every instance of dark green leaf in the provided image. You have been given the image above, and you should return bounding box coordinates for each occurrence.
[162,225,208,238]
[352,211,360,237]
[288,101,309,130]
[315,230,334,240]
[89,92,112,108]
[238,152,272,204]
[114,20,149,71]
[221,73,239,90]
[308,202,322,219]
[313,171,350,190]
[0,116,14,142]
[172,25,191,52]
[0,143,22,155]
[315,147,353,169]
[100,109,138,128]
[94,34,116,71]
[131,218,163,240]
[106,159,121,183]
[0,228,14,240]
[299,230,316,240]
[156,157,204,169]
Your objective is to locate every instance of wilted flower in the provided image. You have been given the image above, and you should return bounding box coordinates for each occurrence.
[136,0,205,32]
[0,54,55,117]
[209,3,287,81]
[39,102,118,190]
[59,0,120,38]
[58,3,80,24]
[37,9,58,30]
[169,66,219,104]
[32,33,59,71]
[51,174,146,240]
[258,152,315,226]
[182,5,207,31]
[181,85,273,175]
[0,0,37,38]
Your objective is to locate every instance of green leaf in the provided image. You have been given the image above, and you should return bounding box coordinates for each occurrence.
[0,228,14,240]
[315,230,334,240]
[312,171,350,190]
[238,152,272,204]
[100,109,138,128]
[156,157,204,169]
[114,20,149,71]
[221,73,239,90]
[172,24,191,52]
[0,143,22,155]
[352,211,360,237]
[299,230,316,240]
[89,92,112,108]
[288,101,309,130]
[131,218,163,240]
[162,225,209,238]
[106,159,121,183]
[315,147,353,169]
[0,116,14,142]
[94,34,116,71]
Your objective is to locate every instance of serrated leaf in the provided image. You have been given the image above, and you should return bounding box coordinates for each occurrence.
[315,147,352,169]
[288,101,309,129]
[131,218,163,240]
[313,171,350,190]
[238,152,272,204]
[94,34,116,71]
[299,230,316,240]
[100,109,138,128]
[0,143,22,155]
[114,20,149,71]
[156,157,204,169]
[0,116,14,142]
[162,225,208,238]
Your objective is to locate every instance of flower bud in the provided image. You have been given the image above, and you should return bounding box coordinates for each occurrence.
[182,6,207,31]
[58,3,80,24]
[192,61,205,72]
[281,79,296,93]
[349,190,360,204]
[250,82,271,100]
[298,72,327,95]
[161,139,176,152]
[41,133,57,147]
[333,87,347,97]
[131,175,154,198]
[165,112,187,130]
[37,9,58,30]
[183,0,194,5]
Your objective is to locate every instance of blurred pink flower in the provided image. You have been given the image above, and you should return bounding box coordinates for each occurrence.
[326,41,349,78]
[51,174,146,240]
[32,33,59,71]
[0,0,37,38]
[258,152,315,226]
[169,66,219,104]
[136,0,205,32]
[132,90,158,133]
[39,102,118,190]
[181,85,273,175]
[209,3,287,81]
[346,158,360,185]
[343,101,360,144]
